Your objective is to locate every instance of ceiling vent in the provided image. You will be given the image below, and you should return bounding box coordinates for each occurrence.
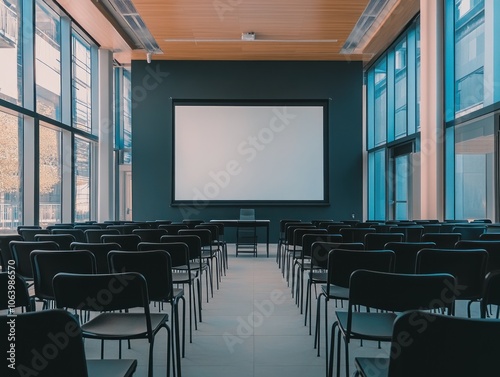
[340,0,396,54]
[92,0,162,54]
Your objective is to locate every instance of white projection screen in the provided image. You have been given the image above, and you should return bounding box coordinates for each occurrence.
[172,100,329,204]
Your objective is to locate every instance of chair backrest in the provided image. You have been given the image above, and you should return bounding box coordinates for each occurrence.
[70,242,121,274]
[158,223,189,234]
[0,309,91,377]
[161,234,202,260]
[178,228,212,249]
[105,224,140,234]
[19,228,50,241]
[285,224,315,247]
[0,234,23,271]
[138,241,190,269]
[326,224,350,234]
[481,270,500,318]
[310,242,364,269]
[54,272,150,314]
[389,225,424,242]
[195,223,220,242]
[84,228,120,243]
[340,227,376,243]
[479,232,500,240]
[384,241,437,273]
[182,219,204,228]
[100,234,141,251]
[455,240,500,273]
[108,250,174,302]
[349,270,456,314]
[9,241,60,279]
[239,208,255,220]
[132,228,168,243]
[51,228,86,242]
[364,232,404,250]
[416,248,489,300]
[421,232,461,248]
[386,310,500,377]
[0,272,34,311]
[327,249,395,289]
[302,234,343,259]
[34,234,76,249]
[17,225,42,234]
[31,250,96,301]
[293,228,327,250]
[452,226,486,240]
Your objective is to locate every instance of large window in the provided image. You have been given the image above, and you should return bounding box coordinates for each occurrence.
[0,0,22,105]
[72,32,92,132]
[35,0,61,120]
[0,110,23,233]
[374,59,387,147]
[39,124,62,227]
[394,39,408,139]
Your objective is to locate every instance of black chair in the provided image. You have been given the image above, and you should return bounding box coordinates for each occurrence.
[106,224,141,234]
[305,242,363,334]
[0,272,35,312]
[326,224,351,235]
[71,242,122,274]
[158,224,189,234]
[481,270,500,318]
[52,228,87,242]
[384,241,436,273]
[138,241,199,350]
[31,250,96,309]
[421,232,461,248]
[182,219,204,228]
[0,309,137,377]
[0,234,23,272]
[416,248,488,317]
[84,228,120,243]
[389,225,424,242]
[339,227,375,243]
[108,250,182,377]
[331,271,456,377]
[34,233,76,249]
[19,228,50,241]
[364,232,404,250]
[54,272,171,377]
[132,228,168,242]
[480,232,500,240]
[452,225,486,240]
[101,234,141,251]
[315,249,395,357]
[354,310,500,377]
[455,240,500,274]
[205,221,228,274]
[9,240,59,282]
[195,223,225,284]
[282,223,315,278]
[276,219,302,266]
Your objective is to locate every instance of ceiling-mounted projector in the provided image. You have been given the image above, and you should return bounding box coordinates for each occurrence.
[241,32,256,41]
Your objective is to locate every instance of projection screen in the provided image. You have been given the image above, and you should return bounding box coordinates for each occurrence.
[172,100,328,205]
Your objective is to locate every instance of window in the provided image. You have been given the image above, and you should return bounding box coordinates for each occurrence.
[0,0,22,105]
[72,32,92,132]
[74,137,91,222]
[35,0,61,120]
[39,124,61,227]
[394,39,408,139]
[374,59,387,147]
[0,110,23,232]
[368,149,386,220]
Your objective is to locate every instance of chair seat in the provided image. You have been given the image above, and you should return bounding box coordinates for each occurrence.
[354,357,389,377]
[321,284,350,300]
[173,287,184,297]
[82,312,168,339]
[309,271,327,283]
[172,271,197,283]
[87,359,138,377]
[336,311,397,340]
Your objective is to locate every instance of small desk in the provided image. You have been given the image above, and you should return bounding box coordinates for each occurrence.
[210,220,271,257]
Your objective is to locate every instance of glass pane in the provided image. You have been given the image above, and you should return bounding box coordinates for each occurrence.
[123,69,132,153]
[416,21,421,130]
[72,32,92,132]
[454,0,485,116]
[374,59,387,146]
[395,155,409,220]
[0,0,22,105]
[454,115,494,220]
[39,125,61,227]
[395,39,407,138]
[368,149,386,220]
[0,110,23,232]
[75,137,91,222]
[35,0,61,120]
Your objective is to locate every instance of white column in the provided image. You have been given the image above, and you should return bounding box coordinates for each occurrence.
[97,49,114,222]
[419,0,445,220]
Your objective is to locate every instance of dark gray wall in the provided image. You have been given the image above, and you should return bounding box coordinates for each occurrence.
[131,60,363,241]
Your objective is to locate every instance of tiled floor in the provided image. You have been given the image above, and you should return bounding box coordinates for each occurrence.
[83,243,478,377]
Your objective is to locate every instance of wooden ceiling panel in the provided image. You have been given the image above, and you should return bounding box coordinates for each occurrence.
[58,0,420,63]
